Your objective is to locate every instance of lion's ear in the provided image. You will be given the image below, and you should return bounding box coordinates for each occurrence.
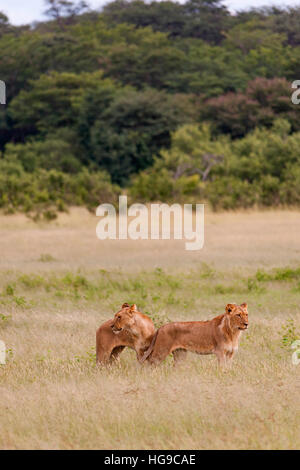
[240,302,248,310]
[225,303,236,314]
[130,304,137,312]
[122,303,130,309]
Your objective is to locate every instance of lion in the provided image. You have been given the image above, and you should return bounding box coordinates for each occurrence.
[141,303,249,367]
[96,303,156,365]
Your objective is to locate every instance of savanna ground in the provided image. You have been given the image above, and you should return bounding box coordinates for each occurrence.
[0,208,299,449]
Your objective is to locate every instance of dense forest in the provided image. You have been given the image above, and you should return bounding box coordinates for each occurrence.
[0,0,300,218]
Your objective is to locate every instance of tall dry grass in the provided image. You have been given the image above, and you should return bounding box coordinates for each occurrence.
[0,208,299,449]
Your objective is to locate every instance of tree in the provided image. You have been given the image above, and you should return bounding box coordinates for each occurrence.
[270,6,300,46]
[103,0,186,37]
[0,12,13,37]
[201,77,300,137]
[98,25,187,91]
[44,0,89,27]
[103,0,231,43]
[8,71,106,136]
[130,124,229,202]
[87,88,192,183]
[182,0,231,44]
[224,18,286,55]
[4,134,82,174]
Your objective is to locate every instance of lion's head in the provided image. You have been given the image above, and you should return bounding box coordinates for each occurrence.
[111,303,138,334]
[225,303,249,331]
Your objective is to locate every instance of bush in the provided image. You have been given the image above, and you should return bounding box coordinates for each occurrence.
[0,160,121,220]
[129,124,225,203]
[129,120,300,210]
[206,177,257,210]
[4,135,82,174]
[201,78,299,138]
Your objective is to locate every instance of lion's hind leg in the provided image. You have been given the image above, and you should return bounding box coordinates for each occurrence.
[148,342,173,366]
[172,348,188,365]
[143,326,174,366]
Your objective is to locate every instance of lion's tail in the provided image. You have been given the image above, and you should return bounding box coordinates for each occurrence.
[140,329,159,363]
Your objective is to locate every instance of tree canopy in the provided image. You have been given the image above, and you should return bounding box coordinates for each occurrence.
[0,0,300,216]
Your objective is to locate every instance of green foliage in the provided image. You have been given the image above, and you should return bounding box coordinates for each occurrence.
[130,124,225,202]
[201,78,299,138]
[38,254,57,263]
[246,278,265,294]
[130,120,300,209]
[0,313,12,325]
[5,284,15,296]
[103,0,231,44]
[148,310,171,329]
[255,266,300,282]
[280,319,299,348]
[1,2,300,213]
[74,347,96,364]
[4,135,82,174]
[87,88,192,184]
[9,71,107,133]
[0,158,120,219]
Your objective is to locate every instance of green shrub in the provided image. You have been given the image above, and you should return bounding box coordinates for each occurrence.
[4,136,82,174]
[130,120,300,210]
[0,161,121,220]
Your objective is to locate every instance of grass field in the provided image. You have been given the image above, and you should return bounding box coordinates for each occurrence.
[0,208,299,449]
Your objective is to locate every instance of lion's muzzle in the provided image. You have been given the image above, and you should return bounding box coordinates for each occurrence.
[111,324,122,334]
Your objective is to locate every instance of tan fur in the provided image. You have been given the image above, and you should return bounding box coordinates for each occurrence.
[141,303,249,366]
[96,303,156,365]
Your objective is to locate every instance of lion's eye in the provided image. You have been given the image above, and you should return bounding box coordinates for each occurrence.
[118,315,121,320]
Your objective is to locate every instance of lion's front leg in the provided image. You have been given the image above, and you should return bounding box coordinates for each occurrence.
[96,348,112,366]
[110,345,126,362]
[223,350,234,369]
[215,349,227,368]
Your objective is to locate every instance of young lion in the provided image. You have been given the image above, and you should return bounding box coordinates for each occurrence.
[141,303,249,366]
[96,303,156,365]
